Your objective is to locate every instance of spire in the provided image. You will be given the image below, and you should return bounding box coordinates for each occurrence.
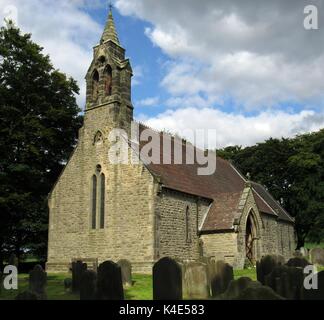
[101,7,120,45]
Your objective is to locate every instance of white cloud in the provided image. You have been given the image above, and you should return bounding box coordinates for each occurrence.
[139,107,324,149]
[0,0,103,108]
[116,0,324,110]
[136,96,159,107]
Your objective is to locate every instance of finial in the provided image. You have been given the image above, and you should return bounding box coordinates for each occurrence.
[101,1,120,45]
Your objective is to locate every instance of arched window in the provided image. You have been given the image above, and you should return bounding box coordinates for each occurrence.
[92,69,99,101]
[100,173,105,229]
[91,175,97,229]
[104,65,112,96]
[185,206,190,243]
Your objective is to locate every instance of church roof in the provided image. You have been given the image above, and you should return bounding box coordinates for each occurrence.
[135,123,294,231]
[101,9,120,45]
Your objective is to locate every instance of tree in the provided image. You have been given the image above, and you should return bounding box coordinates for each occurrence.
[0,22,83,268]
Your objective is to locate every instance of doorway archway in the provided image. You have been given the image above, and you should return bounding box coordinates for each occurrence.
[245,212,258,264]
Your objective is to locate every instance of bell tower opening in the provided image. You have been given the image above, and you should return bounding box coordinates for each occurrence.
[92,69,99,102]
[104,65,112,96]
[85,8,134,129]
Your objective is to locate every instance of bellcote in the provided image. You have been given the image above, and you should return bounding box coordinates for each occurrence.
[85,9,133,125]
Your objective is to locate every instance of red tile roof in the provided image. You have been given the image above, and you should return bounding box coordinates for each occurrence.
[133,123,294,231]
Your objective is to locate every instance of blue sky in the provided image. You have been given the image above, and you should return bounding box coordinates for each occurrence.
[87,7,167,118]
[1,0,324,147]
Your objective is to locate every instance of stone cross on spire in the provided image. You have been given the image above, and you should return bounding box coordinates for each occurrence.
[101,4,120,45]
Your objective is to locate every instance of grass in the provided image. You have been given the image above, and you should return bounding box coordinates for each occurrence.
[1,267,322,300]
[0,273,152,301]
[233,268,257,281]
[0,274,78,300]
[305,242,324,250]
[125,274,152,300]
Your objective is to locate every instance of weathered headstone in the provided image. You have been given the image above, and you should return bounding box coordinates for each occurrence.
[236,282,284,300]
[309,248,324,266]
[29,265,47,300]
[210,260,234,297]
[286,257,310,269]
[117,259,132,287]
[72,260,87,293]
[264,265,304,300]
[153,257,182,300]
[80,270,97,300]
[219,277,253,299]
[219,277,284,300]
[200,257,215,290]
[256,255,285,285]
[300,270,324,300]
[72,258,98,272]
[97,261,124,300]
[183,261,209,299]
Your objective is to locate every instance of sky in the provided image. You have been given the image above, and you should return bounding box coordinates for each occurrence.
[1,0,324,148]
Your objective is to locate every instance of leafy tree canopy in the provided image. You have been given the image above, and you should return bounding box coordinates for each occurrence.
[0,22,83,266]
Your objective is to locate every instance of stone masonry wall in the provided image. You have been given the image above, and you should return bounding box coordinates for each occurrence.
[154,188,211,262]
[200,232,238,266]
[47,105,156,274]
[262,215,296,260]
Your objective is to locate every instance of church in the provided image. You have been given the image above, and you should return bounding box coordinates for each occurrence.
[46,10,295,273]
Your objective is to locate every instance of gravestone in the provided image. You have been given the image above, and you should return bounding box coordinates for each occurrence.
[236,282,284,300]
[256,255,285,285]
[97,261,124,300]
[219,277,284,300]
[117,259,132,287]
[286,257,310,268]
[183,261,209,299]
[300,270,324,300]
[210,260,234,297]
[219,277,253,299]
[80,270,97,300]
[29,265,47,300]
[310,248,324,266]
[153,257,182,300]
[72,260,87,293]
[72,258,98,272]
[200,257,215,290]
[264,265,304,300]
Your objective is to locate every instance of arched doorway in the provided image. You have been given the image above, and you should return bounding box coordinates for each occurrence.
[245,213,258,264]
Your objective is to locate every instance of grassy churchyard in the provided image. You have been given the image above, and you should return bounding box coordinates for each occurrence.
[1,267,324,300]
[0,269,255,300]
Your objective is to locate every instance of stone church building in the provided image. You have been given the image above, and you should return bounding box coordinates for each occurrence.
[46,10,295,273]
